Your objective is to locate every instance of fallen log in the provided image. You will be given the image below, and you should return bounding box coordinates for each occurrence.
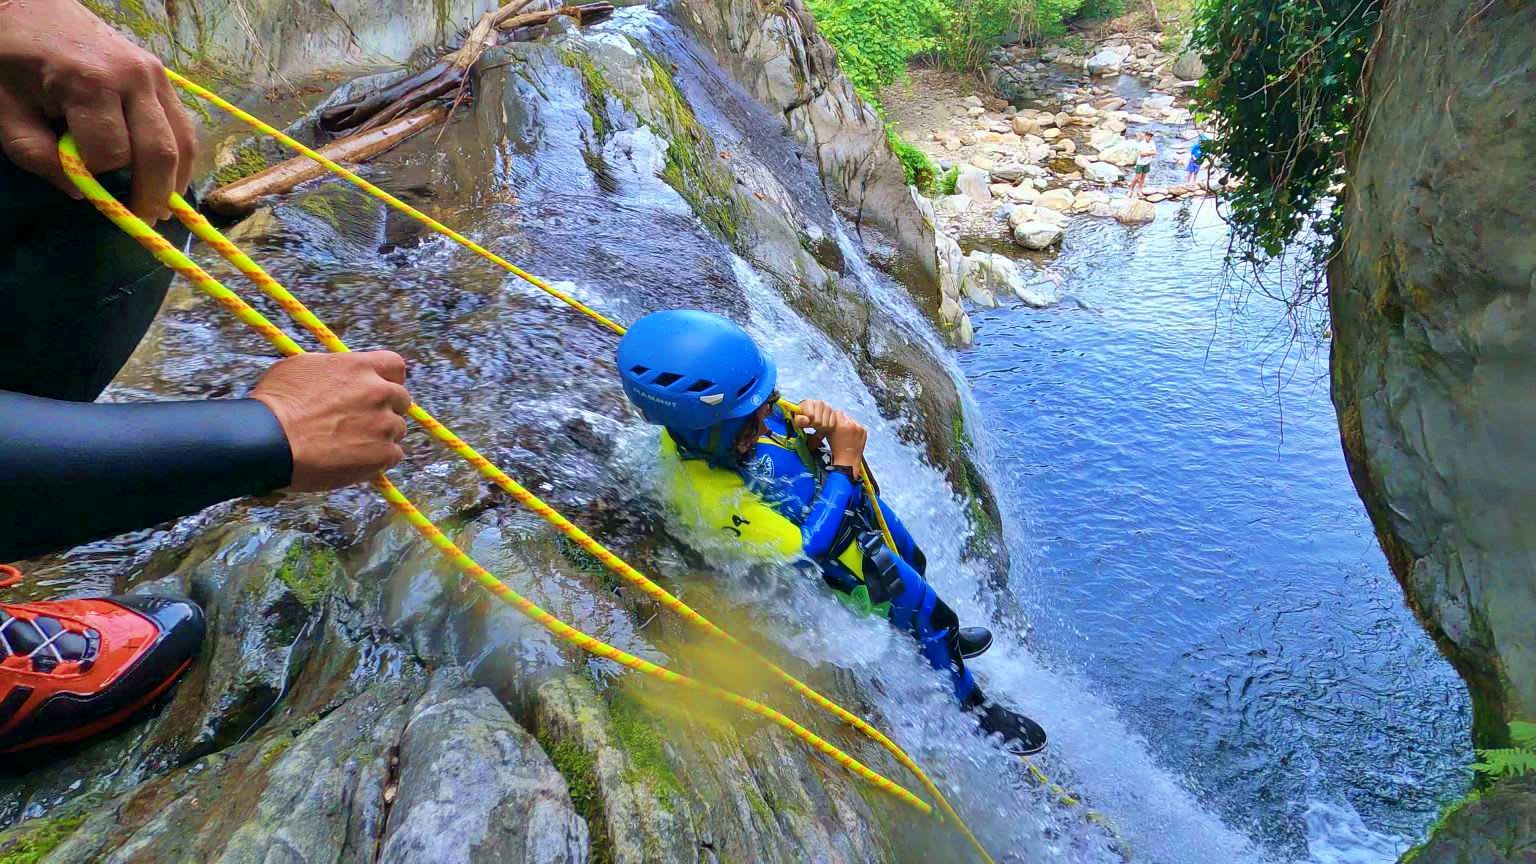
[204,105,450,217]
[318,1,614,135]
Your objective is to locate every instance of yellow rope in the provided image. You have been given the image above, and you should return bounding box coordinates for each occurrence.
[58,134,936,819]
[162,68,902,555]
[162,194,992,861]
[161,69,994,854]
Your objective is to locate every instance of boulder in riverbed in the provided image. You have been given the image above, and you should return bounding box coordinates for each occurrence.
[1086,48,1124,75]
[1013,220,1064,250]
[952,163,989,201]
[1172,50,1207,81]
[1115,199,1156,224]
[1099,141,1141,167]
[1037,188,1076,211]
[1084,161,1123,183]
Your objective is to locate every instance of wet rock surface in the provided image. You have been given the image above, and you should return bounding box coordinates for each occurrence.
[1402,776,1536,864]
[1329,0,1536,745]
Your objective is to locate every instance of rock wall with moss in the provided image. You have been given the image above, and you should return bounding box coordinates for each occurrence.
[83,0,501,83]
[1326,2,1536,857]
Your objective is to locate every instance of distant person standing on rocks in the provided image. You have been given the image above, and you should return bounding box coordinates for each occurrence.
[1130,131,1158,199]
[1186,131,1209,185]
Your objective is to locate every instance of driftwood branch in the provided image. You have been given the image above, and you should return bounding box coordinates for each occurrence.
[204,106,450,217]
[317,1,614,135]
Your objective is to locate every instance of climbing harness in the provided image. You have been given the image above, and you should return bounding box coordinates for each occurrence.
[54,66,1097,860]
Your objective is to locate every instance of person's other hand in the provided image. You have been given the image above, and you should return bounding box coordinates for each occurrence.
[0,0,197,221]
[793,399,867,477]
[252,352,413,492]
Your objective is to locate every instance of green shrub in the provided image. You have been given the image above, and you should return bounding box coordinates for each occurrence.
[808,0,1091,95]
[887,129,939,192]
[1076,0,1124,20]
[806,0,947,101]
[939,165,960,195]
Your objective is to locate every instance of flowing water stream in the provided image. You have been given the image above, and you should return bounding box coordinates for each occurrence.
[959,203,1474,861]
[20,8,1474,862]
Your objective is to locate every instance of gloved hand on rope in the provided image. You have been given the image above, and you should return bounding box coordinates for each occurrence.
[0,0,196,222]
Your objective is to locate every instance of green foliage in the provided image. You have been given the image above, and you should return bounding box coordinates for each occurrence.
[808,0,1092,94]
[939,165,960,195]
[1472,720,1536,780]
[1189,0,1381,262]
[1076,0,1124,21]
[806,0,946,101]
[937,0,1085,70]
[887,128,938,193]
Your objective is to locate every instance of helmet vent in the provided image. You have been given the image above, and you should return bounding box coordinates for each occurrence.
[736,376,757,397]
[629,364,651,375]
[653,372,683,388]
[684,379,715,393]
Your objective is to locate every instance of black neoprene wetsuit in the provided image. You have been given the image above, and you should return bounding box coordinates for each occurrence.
[0,157,293,562]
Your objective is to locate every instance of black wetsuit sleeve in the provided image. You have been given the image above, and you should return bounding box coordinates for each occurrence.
[0,393,293,562]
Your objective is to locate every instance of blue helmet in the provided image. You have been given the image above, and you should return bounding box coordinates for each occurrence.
[617,310,777,432]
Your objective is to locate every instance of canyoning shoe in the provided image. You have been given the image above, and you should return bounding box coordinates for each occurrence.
[956,626,993,660]
[974,700,1048,756]
[0,579,205,755]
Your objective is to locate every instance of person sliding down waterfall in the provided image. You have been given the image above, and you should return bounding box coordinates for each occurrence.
[616,309,1047,755]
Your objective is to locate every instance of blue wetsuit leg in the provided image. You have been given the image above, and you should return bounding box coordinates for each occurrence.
[883,555,976,701]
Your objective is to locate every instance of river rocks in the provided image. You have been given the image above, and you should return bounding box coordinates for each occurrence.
[962,251,1050,307]
[1070,190,1111,214]
[1094,96,1127,112]
[1172,50,1207,81]
[1328,0,1536,746]
[1036,188,1076,211]
[1115,199,1156,224]
[989,162,1031,182]
[1084,161,1123,183]
[1143,93,1176,112]
[935,193,974,215]
[1011,115,1038,135]
[1099,140,1142,167]
[956,165,992,203]
[1006,184,1040,204]
[1013,220,1064,249]
[1085,48,1124,76]
[1102,116,1127,134]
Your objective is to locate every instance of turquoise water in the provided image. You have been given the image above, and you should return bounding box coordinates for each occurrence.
[960,203,1473,861]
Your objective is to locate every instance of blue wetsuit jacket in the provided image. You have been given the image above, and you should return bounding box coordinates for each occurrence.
[729,411,977,701]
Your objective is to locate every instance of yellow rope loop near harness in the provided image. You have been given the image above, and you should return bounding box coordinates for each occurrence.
[57,133,938,820]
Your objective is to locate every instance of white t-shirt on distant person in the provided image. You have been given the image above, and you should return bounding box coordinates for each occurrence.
[1135,141,1158,167]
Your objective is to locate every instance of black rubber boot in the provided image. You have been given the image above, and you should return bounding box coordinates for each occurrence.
[957,626,992,659]
[965,689,1048,756]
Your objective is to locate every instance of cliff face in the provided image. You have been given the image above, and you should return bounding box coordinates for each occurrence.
[1329,1,1536,746]
[1328,3,1536,857]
